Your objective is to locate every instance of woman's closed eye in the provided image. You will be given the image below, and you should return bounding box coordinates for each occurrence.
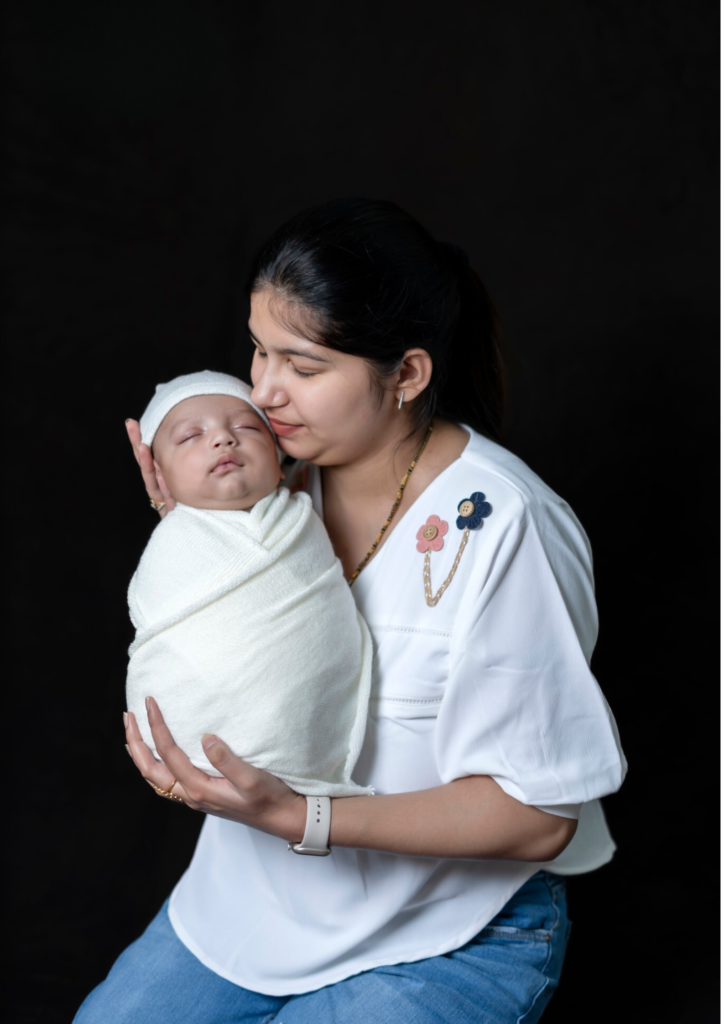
[290,364,316,378]
[250,335,317,377]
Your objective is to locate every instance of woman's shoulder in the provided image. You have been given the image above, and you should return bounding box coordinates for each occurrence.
[442,430,597,638]
[458,427,561,505]
[451,426,590,553]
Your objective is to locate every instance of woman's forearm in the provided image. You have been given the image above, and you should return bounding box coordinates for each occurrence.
[133,700,575,862]
[321,776,577,861]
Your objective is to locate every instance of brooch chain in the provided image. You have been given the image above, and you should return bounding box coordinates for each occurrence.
[422,528,470,607]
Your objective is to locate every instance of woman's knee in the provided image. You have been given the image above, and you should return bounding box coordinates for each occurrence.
[72,902,186,1024]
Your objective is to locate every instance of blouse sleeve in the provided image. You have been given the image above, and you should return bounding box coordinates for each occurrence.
[434,496,627,809]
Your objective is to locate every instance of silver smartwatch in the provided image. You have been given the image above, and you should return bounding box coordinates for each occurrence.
[288,795,332,856]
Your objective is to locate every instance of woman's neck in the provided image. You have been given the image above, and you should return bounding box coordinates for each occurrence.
[321,417,434,509]
[319,418,469,578]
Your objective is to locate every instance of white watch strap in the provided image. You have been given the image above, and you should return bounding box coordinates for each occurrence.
[288,796,331,856]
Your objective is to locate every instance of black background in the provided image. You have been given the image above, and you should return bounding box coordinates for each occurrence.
[4,2,718,1022]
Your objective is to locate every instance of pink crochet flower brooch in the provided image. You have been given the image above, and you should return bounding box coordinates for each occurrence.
[415,515,448,553]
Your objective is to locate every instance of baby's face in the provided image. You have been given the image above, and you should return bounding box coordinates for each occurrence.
[152,395,283,511]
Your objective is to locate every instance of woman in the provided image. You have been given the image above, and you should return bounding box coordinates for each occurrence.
[76,198,626,1023]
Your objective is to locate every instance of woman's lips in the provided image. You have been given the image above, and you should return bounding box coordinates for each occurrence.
[267,417,303,437]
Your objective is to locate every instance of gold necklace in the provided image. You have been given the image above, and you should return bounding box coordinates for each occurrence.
[347,424,434,585]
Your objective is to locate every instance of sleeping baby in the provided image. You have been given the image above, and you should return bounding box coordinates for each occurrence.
[126,370,373,797]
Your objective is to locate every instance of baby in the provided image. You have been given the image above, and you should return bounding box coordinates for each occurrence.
[126,370,373,797]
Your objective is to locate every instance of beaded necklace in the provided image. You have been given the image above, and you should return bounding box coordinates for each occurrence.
[347,424,434,585]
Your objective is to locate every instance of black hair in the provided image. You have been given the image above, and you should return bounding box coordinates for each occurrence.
[248,198,505,441]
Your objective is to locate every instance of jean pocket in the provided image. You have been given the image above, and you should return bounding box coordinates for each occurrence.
[478,925,553,943]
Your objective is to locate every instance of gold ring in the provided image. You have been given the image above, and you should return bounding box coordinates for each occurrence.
[149,498,166,512]
[150,778,182,801]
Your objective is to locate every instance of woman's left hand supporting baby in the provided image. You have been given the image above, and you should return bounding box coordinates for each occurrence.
[124,697,307,842]
[125,698,577,862]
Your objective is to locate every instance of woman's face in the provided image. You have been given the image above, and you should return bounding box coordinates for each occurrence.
[248,288,396,466]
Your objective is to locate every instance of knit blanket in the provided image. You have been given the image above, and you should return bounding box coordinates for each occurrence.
[126,488,373,796]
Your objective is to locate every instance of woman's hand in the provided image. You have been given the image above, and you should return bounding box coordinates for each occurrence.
[124,697,307,842]
[125,419,175,518]
[124,698,575,862]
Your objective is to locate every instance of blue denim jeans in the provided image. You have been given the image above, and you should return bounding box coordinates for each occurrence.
[74,870,570,1024]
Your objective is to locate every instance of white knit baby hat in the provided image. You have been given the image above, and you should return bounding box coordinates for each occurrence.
[139,370,280,457]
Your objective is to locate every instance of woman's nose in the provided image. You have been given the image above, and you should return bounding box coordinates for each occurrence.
[250,376,287,410]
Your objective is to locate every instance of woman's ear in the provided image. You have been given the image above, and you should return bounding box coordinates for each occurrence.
[396,348,433,403]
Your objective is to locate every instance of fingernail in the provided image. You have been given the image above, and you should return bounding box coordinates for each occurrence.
[145,696,151,711]
[123,711,128,728]
[201,734,219,751]
[125,743,132,758]
[125,418,131,424]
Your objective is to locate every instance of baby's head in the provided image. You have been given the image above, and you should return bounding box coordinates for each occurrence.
[140,371,283,511]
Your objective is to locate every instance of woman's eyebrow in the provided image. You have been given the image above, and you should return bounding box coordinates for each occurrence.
[248,327,331,363]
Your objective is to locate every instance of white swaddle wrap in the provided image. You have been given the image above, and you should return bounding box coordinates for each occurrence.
[126,487,373,796]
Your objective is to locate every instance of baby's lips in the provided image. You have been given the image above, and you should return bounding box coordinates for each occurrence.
[211,454,244,472]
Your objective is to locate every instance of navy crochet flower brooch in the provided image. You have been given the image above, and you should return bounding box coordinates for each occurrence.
[416,491,493,607]
[456,492,492,531]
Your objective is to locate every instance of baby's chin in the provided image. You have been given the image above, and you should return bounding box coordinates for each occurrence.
[177,479,279,511]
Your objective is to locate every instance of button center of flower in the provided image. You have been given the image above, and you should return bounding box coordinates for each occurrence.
[458,500,475,518]
[422,524,439,540]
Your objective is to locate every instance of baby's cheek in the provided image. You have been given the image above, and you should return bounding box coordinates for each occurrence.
[163,456,198,503]
[256,452,284,497]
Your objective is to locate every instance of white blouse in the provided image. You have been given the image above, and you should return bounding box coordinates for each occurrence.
[168,427,627,995]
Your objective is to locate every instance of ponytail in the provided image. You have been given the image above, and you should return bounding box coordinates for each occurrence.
[434,245,506,441]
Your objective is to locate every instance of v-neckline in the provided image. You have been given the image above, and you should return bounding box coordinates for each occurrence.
[310,427,472,586]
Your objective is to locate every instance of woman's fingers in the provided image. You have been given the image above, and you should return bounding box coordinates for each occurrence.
[200,731,306,836]
[124,708,158,774]
[124,709,179,794]
[137,444,176,516]
[155,470,175,510]
[144,697,217,804]
[137,443,167,505]
[198,732,265,792]
[126,699,301,836]
[125,418,175,516]
[125,419,142,467]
